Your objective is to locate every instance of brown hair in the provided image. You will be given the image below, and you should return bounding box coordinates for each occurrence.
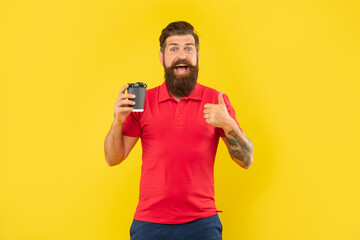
[159,21,199,54]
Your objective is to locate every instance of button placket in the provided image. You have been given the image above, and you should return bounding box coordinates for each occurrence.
[174,100,184,126]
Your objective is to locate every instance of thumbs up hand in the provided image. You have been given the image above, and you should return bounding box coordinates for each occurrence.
[203,91,233,128]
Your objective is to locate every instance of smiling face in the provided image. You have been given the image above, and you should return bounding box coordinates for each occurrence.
[159,34,200,98]
[160,34,199,72]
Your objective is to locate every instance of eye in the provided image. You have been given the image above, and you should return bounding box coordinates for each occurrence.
[170,48,177,52]
[185,48,192,51]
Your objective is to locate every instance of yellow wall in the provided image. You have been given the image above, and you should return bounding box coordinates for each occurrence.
[1,0,359,239]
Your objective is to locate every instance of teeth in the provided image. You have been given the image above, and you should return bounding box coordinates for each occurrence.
[176,64,187,67]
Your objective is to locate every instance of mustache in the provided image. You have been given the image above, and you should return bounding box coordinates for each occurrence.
[169,59,196,69]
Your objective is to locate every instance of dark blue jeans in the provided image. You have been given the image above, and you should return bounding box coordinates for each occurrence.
[130,214,223,240]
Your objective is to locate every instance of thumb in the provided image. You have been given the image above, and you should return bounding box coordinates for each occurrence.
[218,91,225,105]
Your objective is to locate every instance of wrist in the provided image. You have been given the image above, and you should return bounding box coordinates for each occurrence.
[112,118,124,128]
[222,117,238,133]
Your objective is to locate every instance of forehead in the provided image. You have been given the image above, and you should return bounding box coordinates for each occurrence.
[165,34,195,47]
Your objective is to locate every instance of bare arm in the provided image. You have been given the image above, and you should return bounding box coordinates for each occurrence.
[104,121,139,166]
[104,84,139,166]
[221,121,254,169]
[204,91,254,169]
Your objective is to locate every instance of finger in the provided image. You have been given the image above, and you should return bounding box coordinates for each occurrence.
[125,93,136,99]
[203,108,212,114]
[204,103,215,109]
[117,93,136,102]
[203,113,209,119]
[118,107,134,113]
[117,100,136,106]
[218,91,225,105]
[119,84,129,96]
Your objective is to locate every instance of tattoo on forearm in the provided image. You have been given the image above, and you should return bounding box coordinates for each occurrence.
[227,138,239,147]
[226,129,253,168]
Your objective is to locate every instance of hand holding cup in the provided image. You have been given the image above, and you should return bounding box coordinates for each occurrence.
[114,84,136,125]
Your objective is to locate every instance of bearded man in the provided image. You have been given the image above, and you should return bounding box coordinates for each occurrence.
[104,21,254,240]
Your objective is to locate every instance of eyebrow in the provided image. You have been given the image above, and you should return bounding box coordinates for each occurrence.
[168,43,195,47]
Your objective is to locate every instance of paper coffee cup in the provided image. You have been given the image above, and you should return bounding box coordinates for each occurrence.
[127,82,147,112]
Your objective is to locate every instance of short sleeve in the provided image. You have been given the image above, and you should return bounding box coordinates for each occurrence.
[123,112,142,137]
[216,93,243,138]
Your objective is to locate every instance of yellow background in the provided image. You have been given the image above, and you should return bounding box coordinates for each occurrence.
[1,0,359,239]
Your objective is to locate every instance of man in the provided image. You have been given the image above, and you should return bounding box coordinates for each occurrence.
[104,21,254,240]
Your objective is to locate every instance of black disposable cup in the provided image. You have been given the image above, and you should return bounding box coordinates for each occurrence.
[127,82,147,112]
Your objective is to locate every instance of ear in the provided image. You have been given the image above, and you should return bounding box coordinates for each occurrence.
[159,51,164,67]
[197,51,200,60]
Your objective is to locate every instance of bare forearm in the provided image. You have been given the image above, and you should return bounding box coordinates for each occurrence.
[223,120,254,169]
[104,121,126,166]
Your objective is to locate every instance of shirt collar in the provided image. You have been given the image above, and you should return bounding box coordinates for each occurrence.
[158,81,202,102]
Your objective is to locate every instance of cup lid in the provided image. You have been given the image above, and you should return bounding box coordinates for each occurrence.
[128,82,147,88]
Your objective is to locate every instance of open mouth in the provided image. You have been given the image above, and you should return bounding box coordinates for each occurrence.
[174,64,189,75]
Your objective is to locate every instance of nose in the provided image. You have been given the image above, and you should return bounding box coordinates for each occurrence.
[177,48,189,58]
[177,55,186,61]
[176,51,187,61]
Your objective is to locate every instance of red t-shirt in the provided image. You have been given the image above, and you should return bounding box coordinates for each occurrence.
[123,81,242,224]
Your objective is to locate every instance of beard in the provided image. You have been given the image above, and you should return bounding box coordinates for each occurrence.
[164,58,199,98]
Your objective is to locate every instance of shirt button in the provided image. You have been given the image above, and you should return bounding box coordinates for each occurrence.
[177,117,181,120]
